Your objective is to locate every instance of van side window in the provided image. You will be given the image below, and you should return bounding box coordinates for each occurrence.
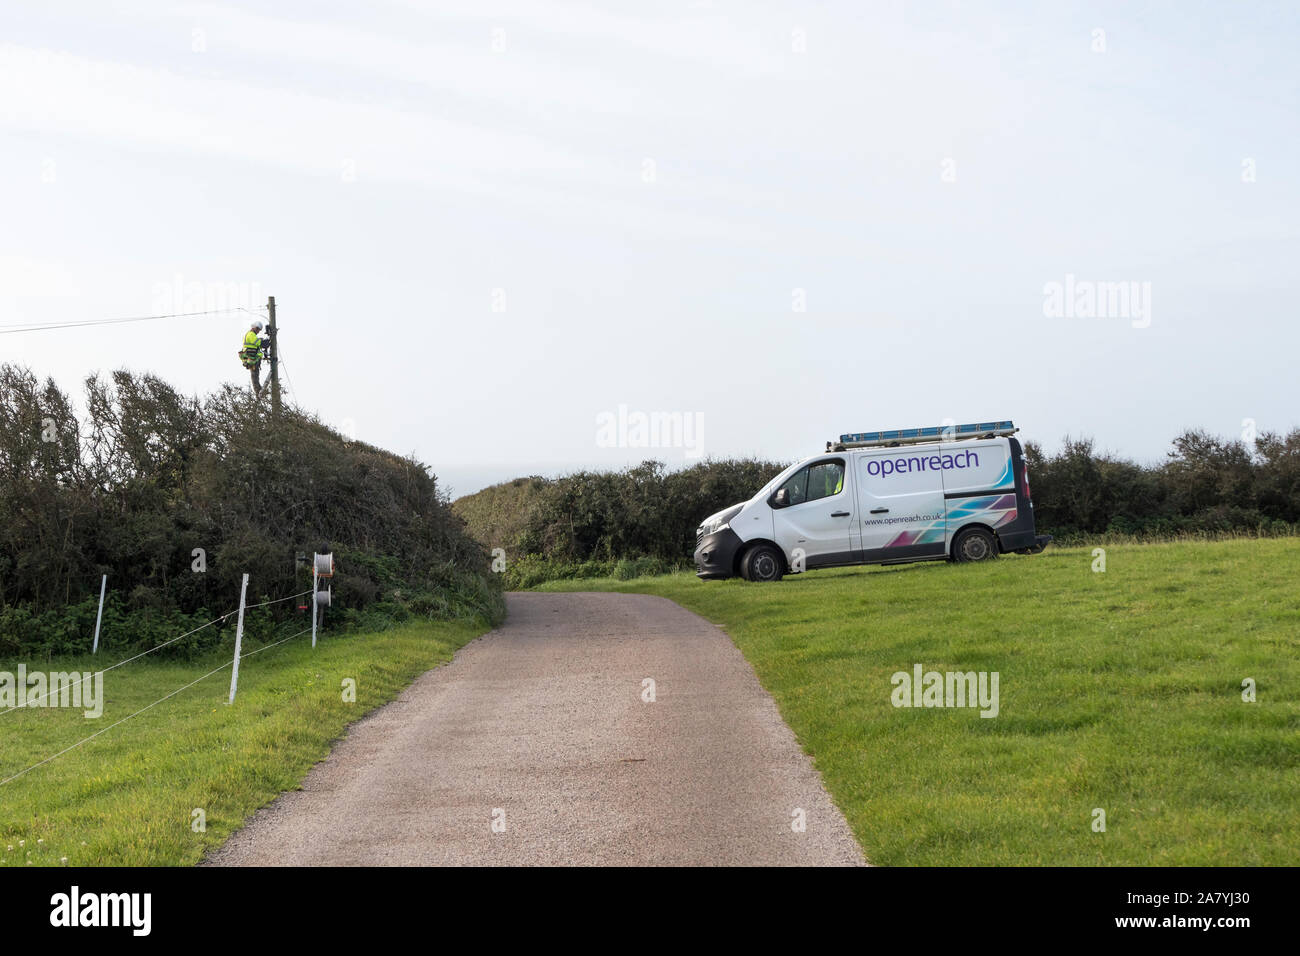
[776,467,809,506]
[806,460,845,502]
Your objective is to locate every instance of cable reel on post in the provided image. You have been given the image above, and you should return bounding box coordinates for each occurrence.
[311,549,334,647]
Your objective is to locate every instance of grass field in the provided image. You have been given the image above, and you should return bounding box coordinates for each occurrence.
[0,620,487,866]
[540,539,1300,865]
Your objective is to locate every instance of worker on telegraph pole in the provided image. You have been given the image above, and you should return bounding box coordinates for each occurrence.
[239,320,267,399]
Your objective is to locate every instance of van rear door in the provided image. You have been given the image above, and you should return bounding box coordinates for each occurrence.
[855,449,947,561]
[939,438,1020,542]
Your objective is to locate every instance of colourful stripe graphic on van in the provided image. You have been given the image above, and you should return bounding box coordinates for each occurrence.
[878,515,951,546]
[884,523,947,547]
[882,493,1017,547]
[992,456,1015,491]
[947,493,1018,529]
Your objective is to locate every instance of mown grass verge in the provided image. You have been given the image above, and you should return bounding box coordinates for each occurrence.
[539,539,1300,865]
[0,620,487,866]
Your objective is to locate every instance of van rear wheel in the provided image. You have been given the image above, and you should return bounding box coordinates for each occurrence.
[741,544,784,582]
[953,527,998,562]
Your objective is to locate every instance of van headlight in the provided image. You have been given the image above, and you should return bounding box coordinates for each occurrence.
[699,516,731,537]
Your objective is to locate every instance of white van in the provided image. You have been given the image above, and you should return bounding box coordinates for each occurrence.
[693,421,1051,581]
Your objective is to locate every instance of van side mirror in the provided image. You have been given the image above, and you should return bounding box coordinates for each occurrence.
[773,488,789,507]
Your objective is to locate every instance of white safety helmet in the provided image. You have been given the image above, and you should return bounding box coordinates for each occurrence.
[251,320,264,331]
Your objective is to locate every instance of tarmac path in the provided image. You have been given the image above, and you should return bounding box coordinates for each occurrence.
[206,591,865,866]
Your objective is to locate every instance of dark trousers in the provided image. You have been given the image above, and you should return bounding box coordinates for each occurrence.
[249,363,262,397]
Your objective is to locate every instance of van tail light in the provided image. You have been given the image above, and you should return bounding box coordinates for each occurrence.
[1022,460,1032,503]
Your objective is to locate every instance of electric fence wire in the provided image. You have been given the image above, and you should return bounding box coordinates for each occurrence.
[244,589,311,611]
[0,624,316,787]
[0,611,233,715]
[1,590,310,714]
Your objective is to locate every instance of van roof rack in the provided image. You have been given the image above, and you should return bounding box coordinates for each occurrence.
[828,421,1016,451]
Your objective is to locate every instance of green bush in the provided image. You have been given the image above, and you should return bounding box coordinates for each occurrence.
[0,364,505,656]
[1025,428,1300,541]
[462,457,786,577]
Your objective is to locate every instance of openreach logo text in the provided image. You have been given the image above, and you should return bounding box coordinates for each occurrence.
[0,667,103,717]
[866,449,978,478]
[891,664,1000,718]
[50,886,151,936]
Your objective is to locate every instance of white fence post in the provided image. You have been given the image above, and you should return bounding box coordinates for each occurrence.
[91,574,107,654]
[228,573,249,704]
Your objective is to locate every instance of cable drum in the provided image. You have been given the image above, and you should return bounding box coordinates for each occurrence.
[313,553,334,577]
[315,587,331,608]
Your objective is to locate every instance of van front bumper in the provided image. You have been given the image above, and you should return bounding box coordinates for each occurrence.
[694,528,744,579]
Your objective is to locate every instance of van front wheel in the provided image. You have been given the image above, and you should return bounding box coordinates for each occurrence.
[952,527,998,562]
[741,544,784,582]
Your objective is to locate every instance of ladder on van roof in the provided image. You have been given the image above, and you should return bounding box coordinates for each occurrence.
[828,421,1016,451]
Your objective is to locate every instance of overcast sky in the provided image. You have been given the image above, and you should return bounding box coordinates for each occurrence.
[2,1,1297,496]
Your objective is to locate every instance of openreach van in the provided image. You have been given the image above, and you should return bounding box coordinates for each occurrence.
[694,421,1052,582]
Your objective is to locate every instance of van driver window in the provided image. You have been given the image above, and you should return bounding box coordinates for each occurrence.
[806,460,845,502]
[776,468,809,506]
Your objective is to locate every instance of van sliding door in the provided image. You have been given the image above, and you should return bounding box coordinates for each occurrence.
[855,450,948,562]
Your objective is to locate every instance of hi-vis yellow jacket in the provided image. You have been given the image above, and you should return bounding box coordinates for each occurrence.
[239,330,263,367]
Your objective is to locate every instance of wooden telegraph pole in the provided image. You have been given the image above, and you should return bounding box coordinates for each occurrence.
[267,295,281,419]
